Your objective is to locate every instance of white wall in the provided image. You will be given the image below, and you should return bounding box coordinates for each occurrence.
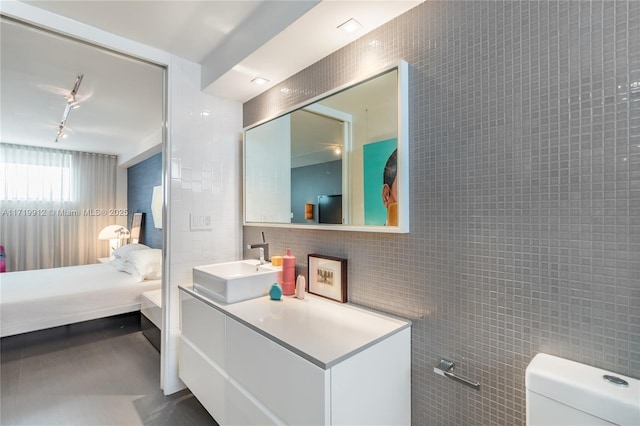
[245,114,291,223]
[115,166,128,227]
[164,56,242,392]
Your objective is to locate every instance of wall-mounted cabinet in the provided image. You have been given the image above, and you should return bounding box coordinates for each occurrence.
[179,287,411,425]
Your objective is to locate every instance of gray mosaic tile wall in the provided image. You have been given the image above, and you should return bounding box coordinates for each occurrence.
[243,2,640,425]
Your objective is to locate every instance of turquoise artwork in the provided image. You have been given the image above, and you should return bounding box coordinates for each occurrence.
[363,138,397,225]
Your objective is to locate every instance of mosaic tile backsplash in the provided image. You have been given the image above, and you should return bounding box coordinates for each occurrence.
[244,1,639,424]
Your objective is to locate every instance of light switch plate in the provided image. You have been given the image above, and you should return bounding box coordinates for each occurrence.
[190,213,213,231]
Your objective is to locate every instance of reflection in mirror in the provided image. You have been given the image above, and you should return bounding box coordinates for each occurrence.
[244,61,408,233]
[291,109,343,224]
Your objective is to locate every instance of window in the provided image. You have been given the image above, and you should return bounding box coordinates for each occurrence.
[0,145,73,202]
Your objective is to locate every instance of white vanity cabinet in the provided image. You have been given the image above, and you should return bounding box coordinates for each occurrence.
[179,292,228,421]
[178,286,411,426]
[225,317,330,424]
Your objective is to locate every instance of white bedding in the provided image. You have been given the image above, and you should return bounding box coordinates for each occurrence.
[0,263,161,337]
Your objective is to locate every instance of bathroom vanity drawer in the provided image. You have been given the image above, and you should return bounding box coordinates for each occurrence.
[226,317,330,425]
[179,336,227,424]
[180,291,226,368]
[226,377,281,426]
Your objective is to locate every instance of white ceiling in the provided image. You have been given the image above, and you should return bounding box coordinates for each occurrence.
[0,0,422,160]
[23,1,267,64]
[0,17,164,161]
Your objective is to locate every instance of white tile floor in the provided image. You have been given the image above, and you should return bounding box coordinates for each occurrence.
[0,313,216,426]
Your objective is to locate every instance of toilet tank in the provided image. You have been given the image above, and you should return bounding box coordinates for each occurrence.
[526,353,640,426]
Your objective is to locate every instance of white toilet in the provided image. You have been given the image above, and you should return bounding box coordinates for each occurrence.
[526,353,640,425]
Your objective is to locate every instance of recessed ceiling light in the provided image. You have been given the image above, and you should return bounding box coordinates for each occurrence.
[337,18,362,33]
[251,77,269,85]
[201,110,211,117]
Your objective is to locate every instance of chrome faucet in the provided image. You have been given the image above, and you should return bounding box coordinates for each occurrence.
[247,232,269,264]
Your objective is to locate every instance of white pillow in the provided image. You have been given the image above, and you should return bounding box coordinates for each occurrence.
[110,256,126,270]
[121,249,162,281]
[112,243,150,259]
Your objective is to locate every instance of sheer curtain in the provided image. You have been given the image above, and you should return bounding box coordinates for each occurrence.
[0,143,117,271]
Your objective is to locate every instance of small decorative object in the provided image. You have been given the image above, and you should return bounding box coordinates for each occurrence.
[269,283,283,301]
[130,212,144,244]
[0,245,5,273]
[295,274,306,299]
[281,248,296,296]
[305,203,314,220]
[308,254,347,303]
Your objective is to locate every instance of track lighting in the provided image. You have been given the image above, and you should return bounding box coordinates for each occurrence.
[55,74,83,143]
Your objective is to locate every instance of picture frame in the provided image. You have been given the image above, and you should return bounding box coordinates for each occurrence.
[130,212,144,244]
[308,254,347,303]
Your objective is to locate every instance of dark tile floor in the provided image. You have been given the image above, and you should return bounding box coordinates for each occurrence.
[1,313,217,426]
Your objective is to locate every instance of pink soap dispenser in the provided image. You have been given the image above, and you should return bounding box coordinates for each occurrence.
[281,248,296,296]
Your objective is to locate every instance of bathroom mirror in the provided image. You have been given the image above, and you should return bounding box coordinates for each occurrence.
[244,60,408,233]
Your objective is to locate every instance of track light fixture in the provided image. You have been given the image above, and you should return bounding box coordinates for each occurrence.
[55,74,83,143]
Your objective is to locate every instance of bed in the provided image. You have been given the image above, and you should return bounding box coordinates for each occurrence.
[0,245,162,338]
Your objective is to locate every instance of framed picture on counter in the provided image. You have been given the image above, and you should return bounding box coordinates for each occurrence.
[308,254,347,303]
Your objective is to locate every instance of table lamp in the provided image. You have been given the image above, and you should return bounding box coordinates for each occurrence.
[98,225,130,255]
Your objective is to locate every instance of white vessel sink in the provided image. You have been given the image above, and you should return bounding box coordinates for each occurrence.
[193,260,280,303]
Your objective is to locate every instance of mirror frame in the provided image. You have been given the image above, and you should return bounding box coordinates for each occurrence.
[243,60,409,233]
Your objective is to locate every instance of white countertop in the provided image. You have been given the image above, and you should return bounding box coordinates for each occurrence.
[179,286,411,369]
